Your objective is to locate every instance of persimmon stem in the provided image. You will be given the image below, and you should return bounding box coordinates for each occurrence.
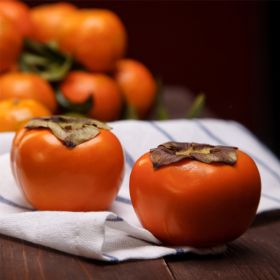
[25,116,111,148]
[150,142,237,169]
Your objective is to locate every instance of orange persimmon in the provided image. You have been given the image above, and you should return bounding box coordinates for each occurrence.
[0,98,51,132]
[114,59,157,118]
[130,143,261,247]
[0,14,22,72]
[60,71,122,121]
[58,9,127,72]
[0,72,57,112]
[11,116,124,211]
[0,0,33,37]
[30,2,76,43]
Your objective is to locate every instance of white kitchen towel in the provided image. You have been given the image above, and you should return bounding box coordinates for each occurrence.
[0,119,279,262]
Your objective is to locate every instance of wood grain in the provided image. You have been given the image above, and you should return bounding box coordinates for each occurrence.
[0,234,174,280]
[165,219,280,280]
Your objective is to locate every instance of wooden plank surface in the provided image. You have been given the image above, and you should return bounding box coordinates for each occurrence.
[0,237,81,280]
[165,211,280,280]
[0,233,174,280]
[0,213,279,279]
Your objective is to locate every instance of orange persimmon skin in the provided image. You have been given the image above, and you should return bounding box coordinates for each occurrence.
[0,72,57,113]
[129,150,261,247]
[0,0,33,37]
[114,59,156,118]
[0,98,51,132]
[0,14,22,72]
[30,2,77,43]
[58,9,127,72]
[60,71,122,122]
[11,129,124,211]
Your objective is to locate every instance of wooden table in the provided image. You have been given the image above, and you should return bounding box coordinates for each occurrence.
[1,211,279,279]
[1,88,279,279]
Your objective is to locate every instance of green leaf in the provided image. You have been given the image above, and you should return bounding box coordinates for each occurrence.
[19,39,73,82]
[124,104,139,120]
[187,93,206,119]
[40,55,72,81]
[20,53,49,65]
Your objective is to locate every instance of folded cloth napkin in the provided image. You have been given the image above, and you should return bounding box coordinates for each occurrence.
[0,119,279,262]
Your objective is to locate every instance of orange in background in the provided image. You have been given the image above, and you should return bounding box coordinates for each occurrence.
[0,0,33,37]
[30,2,77,43]
[0,98,51,132]
[58,9,127,72]
[0,72,57,112]
[114,59,157,118]
[60,71,122,121]
[0,14,22,72]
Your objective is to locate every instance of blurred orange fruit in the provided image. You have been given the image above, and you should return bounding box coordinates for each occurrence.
[0,98,51,132]
[114,59,157,118]
[60,71,122,121]
[0,13,22,72]
[0,0,33,37]
[58,9,127,72]
[0,72,57,112]
[30,2,77,43]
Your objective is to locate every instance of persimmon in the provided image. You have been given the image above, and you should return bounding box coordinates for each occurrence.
[0,14,22,72]
[0,98,51,132]
[58,9,127,72]
[0,0,33,37]
[0,72,57,112]
[60,71,122,121]
[130,142,261,247]
[114,59,157,118]
[30,2,77,43]
[11,116,124,211]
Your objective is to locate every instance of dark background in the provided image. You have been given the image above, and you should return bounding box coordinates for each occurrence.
[25,1,279,157]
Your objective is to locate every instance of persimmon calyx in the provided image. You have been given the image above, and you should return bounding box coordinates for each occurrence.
[150,142,237,169]
[25,115,111,148]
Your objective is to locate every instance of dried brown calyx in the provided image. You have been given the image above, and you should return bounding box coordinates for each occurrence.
[25,115,111,148]
[150,142,238,169]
